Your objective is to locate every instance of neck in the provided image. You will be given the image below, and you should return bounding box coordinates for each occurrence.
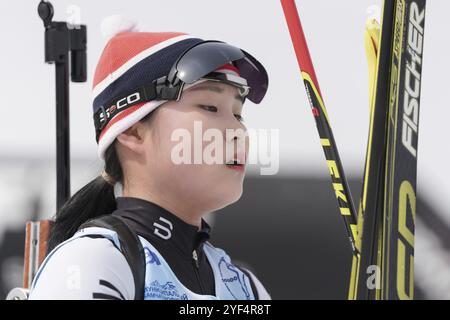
[122,185,204,229]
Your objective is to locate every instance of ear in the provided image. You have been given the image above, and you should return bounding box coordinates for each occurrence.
[116,122,147,156]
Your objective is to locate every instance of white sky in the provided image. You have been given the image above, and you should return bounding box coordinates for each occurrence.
[0,0,448,216]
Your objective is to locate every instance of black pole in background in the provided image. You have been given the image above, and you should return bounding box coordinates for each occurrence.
[37,1,87,210]
[55,55,70,211]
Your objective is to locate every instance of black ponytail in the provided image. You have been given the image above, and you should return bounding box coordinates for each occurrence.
[47,141,123,252]
[47,107,155,252]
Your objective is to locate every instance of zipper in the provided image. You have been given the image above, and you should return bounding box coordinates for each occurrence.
[192,249,200,268]
[192,249,206,294]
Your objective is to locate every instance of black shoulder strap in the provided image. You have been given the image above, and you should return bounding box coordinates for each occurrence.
[237,266,259,300]
[79,215,145,300]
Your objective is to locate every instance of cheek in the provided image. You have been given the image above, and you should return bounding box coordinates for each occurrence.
[149,109,196,159]
[155,109,222,163]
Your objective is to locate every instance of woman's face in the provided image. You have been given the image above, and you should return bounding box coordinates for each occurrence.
[141,80,249,214]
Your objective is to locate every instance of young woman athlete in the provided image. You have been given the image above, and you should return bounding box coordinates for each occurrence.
[29,17,270,300]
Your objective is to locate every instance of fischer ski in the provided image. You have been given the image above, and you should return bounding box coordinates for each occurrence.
[351,0,398,300]
[348,17,381,300]
[381,0,426,300]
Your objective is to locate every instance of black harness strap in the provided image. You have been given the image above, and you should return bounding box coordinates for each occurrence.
[79,215,145,300]
[238,266,259,300]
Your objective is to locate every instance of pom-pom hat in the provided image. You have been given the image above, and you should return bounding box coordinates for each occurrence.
[92,16,269,161]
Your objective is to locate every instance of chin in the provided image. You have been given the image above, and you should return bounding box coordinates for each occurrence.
[193,166,245,211]
[210,187,244,212]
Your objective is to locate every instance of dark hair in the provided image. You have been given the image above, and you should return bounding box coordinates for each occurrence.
[48,112,154,252]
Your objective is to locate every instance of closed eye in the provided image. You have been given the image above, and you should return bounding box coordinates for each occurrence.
[199,105,218,112]
[199,105,244,123]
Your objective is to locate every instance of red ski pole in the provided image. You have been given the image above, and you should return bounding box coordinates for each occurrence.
[280,0,359,255]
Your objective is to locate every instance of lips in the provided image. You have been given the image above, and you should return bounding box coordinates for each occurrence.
[225,151,246,166]
[225,155,246,172]
[226,159,242,166]
[224,147,246,172]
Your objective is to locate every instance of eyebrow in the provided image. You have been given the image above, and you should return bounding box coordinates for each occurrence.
[188,85,245,103]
